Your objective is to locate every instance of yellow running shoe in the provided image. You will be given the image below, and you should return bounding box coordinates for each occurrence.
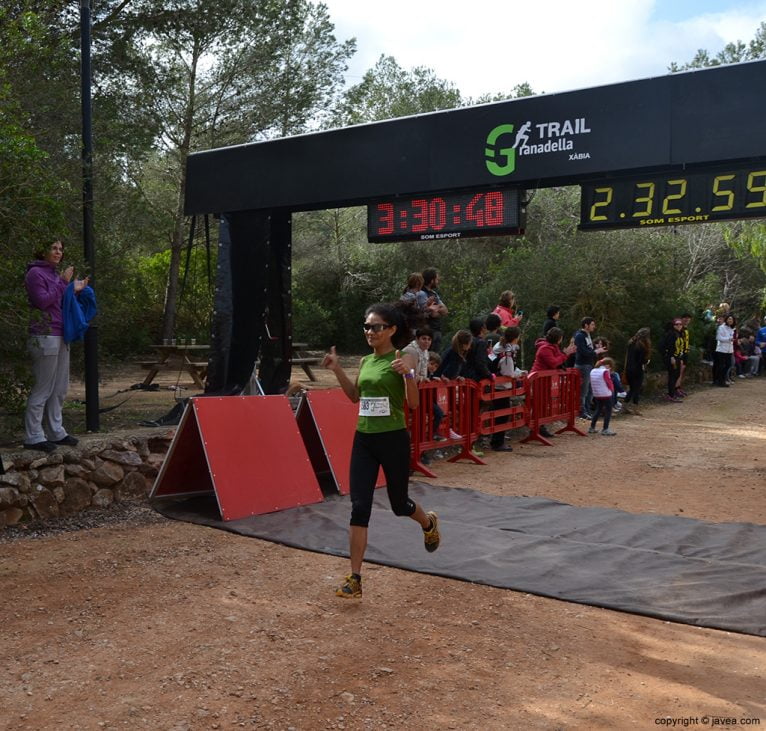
[336,574,362,598]
[423,511,440,552]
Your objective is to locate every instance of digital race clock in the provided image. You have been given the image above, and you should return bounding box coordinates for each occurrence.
[367,189,523,242]
[579,163,766,231]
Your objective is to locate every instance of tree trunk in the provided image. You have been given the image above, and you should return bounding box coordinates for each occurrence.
[161,41,199,340]
[161,183,187,340]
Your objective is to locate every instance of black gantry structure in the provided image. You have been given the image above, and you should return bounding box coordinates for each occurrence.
[185,60,766,396]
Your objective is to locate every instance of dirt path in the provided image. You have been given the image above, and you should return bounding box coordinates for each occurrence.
[1,377,765,730]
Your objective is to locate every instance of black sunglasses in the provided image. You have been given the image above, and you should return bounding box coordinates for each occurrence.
[362,322,390,332]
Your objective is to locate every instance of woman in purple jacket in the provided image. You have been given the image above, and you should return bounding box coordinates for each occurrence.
[23,239,88,452]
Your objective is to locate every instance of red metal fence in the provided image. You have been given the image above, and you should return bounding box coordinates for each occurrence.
[409,379,482,478]
[521,369,585,446]
[409,369,584,476]
[474,375,527,438]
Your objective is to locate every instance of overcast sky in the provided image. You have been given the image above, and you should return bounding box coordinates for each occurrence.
[322,0,766,99]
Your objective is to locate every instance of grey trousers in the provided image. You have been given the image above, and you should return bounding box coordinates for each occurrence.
[24,335,70,444]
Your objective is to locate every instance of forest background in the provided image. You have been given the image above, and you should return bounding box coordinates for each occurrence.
[1,1,766,419]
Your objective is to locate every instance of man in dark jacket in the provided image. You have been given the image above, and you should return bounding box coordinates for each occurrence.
[485,313,503,352]
[573,317,605,419]
[542,305,561,336]
[464,318,492,382]
[421,268,449,352]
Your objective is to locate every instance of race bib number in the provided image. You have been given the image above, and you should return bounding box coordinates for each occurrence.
[359,396,391,417]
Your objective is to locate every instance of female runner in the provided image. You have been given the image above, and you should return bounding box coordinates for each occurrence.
[322,302,441,599]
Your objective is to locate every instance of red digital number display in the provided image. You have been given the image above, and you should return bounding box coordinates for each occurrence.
[367,189,522,242]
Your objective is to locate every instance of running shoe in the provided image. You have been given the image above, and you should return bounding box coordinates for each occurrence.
[423,512,440,552]
[616,391,627,398]
[448,429,462,440]
[588,427,598,434]
[601,429,617,436]
[336,574,362,599]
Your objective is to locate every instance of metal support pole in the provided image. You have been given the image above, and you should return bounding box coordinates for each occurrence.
[81,0,99,431]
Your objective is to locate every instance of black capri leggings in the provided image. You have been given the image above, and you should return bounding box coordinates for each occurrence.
[625,368,644,404]
[666,360,680,396]
[349,429,415,527]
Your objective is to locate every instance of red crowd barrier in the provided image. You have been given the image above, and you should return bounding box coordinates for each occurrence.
[473,375,527,438]
[409,369,584,476]
[521,368,585,446]
[409,379,482,478]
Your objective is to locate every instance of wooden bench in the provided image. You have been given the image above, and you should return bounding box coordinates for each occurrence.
[292,355,320,381]
[139,361,208,371]
[252,354,321,381]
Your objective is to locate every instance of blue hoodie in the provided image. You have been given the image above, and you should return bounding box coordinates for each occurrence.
[63,283,97,343]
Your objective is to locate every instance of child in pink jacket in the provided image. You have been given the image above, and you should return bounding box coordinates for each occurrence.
[588,357,616,436]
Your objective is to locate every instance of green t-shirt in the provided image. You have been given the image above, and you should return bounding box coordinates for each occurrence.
[356,350,406,433]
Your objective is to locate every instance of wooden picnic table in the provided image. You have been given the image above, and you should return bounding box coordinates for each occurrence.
[291,342,321,381]
[140,341,320,389]
[140,344,210,390]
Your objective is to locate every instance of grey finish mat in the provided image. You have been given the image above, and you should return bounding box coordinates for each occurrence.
[154,483,766,637]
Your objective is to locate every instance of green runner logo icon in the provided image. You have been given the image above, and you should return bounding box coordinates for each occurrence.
[485,124,517,176]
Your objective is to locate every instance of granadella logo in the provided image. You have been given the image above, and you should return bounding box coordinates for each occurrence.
[485,118,592,176]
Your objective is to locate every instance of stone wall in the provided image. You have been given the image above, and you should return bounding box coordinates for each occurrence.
[0,432,175,529]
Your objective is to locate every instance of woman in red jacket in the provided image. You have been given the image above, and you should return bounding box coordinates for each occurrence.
[530,327,576,373]
[492,290,523,328]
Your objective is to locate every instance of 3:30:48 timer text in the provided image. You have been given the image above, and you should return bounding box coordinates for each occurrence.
[368,189,521,242]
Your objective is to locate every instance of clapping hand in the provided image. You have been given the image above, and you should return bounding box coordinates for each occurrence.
[74,276,89,293]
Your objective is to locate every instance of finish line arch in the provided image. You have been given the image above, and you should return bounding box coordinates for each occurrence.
[184,60,766,395]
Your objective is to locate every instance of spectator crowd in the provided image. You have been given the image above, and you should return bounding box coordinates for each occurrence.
[397,269,766,451]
